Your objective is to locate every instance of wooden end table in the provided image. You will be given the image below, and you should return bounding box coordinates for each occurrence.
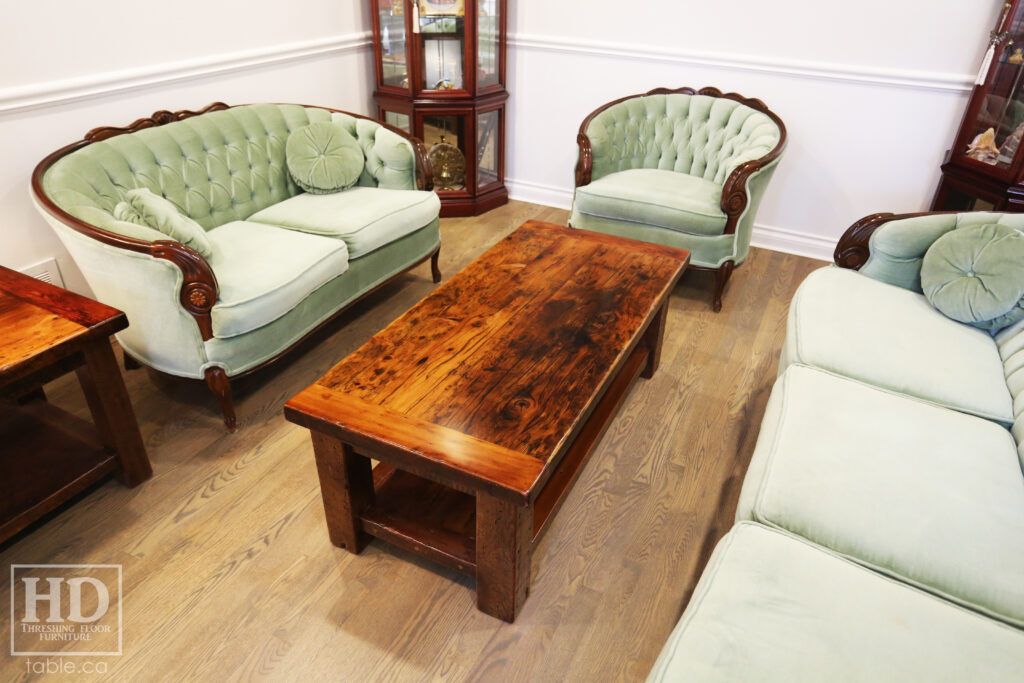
[0,265,152,542]
[285,221,689,621]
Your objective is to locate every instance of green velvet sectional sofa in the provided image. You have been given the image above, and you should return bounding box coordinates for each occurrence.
[648,211,1024,680]
[31,103,441,429]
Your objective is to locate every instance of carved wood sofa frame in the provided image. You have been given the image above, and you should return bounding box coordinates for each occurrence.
[31,102,439,431]
[573,86,788,312]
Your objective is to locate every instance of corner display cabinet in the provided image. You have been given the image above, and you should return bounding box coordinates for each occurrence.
[372,0,508,216]
[933,1,1024,211]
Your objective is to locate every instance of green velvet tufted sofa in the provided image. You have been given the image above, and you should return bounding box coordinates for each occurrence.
[570,87,786,311]
[647,211,1024,680]
[31,102,442,430]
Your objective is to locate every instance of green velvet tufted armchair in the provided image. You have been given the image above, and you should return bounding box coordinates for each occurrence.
[570,87,787,311]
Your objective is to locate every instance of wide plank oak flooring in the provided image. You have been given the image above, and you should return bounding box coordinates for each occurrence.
[0,201,823,682]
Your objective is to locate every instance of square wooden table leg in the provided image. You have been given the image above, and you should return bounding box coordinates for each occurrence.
[641,300,669,379]
[310,432,374,553]
[476,493,532,622]
[75,341,152,486]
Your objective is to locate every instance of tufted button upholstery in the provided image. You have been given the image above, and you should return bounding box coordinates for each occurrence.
[587,93,781,186]
[42,104,419,235]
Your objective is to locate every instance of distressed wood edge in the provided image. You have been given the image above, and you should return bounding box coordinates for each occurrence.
[284,389,543,504]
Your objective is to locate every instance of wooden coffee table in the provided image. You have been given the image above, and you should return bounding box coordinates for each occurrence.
[285,221,689,621]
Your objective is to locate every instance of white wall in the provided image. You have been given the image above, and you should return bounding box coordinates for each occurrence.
[0,1,373,293]
[505,1,1003,259]
[0,1,1006,292]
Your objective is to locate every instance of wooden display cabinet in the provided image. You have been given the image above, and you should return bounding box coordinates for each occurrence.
[933,1,1024,211]
[371,0,508,217]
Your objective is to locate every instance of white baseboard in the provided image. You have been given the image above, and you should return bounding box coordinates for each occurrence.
[507,177,834,262]
[750,224,834,262]
[507,177,574,210]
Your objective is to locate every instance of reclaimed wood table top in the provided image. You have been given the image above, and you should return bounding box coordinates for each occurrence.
[285,221,689,503]
[0,266,126,386]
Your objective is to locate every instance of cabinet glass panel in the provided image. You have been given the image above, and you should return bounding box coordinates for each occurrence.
[423,114,467,191]
[379,1,409,89]
[384,111,411,133]
[419,1,465,90]
[964,11,1024,167]
[478,0,500,88]
[477,110,499,188]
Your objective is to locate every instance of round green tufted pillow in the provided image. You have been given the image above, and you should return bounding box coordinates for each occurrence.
[286,122,364,194]
[920,223,1024,331]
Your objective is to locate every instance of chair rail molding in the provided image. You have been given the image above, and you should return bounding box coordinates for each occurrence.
[508,33,976,94]
[0,32,373,115]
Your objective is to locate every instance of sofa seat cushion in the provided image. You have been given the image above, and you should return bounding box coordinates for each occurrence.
[206,221,349,339]
[573,168,726,236]
[247,187,441,259]
[781,266,1013,423]
[647,523,1024,683]
[737,365,1024,627]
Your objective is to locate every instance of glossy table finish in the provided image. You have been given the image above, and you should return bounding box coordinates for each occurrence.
[286,221,689,621]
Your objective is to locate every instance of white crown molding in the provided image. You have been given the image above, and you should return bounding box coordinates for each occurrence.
[0,32,373,115]
[509,33,975,94]
[507,178,835,262]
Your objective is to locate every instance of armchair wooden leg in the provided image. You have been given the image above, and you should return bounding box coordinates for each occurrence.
[712,261,735,313]
[204,366,237,432]
[430,247,442,283]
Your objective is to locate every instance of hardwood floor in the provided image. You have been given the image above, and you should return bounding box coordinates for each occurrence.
[0,201,824,681]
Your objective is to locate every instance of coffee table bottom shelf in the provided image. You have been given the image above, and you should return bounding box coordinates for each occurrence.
[356,345,649,582]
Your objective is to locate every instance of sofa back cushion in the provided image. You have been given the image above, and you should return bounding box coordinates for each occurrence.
[42,104,335,232]
[330,113,418,191]
[584,93,781,186]
[862,212,1024,293]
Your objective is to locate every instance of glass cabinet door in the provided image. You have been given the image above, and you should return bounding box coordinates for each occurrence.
[963,8,1024,168]
[477,109,500,188]
[477,0,500,88]
[417,0,466,92]
[378,0,409,89]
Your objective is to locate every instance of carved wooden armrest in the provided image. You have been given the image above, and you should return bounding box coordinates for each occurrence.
[406,135,435,192]
[149,241,218,340]
[719,160,763,235]
[575,132,594,187]
[833,211,962,270]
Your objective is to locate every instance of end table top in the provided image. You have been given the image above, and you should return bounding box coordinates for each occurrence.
[0,265,126,384]
[285,221,689,503]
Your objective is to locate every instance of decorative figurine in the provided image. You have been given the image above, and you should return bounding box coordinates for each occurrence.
[967,127,1001,164]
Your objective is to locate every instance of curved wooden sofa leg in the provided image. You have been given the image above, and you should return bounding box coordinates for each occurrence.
[123,353,141,371]
[431,247,442,283]
[204,367,237,432]
[712,261,735,313]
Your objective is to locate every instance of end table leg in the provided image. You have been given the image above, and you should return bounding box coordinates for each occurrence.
[310,432,374,554]
[476,494,532,622]
[641,301,669,379]
[76,341,152,487]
